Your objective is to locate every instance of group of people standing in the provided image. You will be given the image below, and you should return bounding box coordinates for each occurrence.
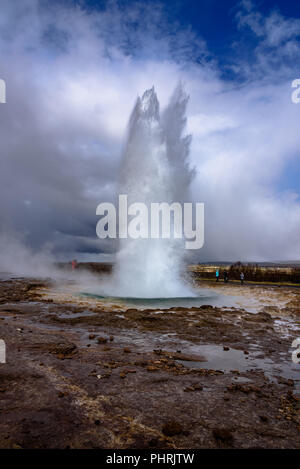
[215,269,244,285]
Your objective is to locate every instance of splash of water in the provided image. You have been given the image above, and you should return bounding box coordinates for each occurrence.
[104,85,195,298]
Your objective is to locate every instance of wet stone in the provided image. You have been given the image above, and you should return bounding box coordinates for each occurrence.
[162,421,183,437]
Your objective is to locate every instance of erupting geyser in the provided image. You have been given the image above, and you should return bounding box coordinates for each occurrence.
[107,84,196,298]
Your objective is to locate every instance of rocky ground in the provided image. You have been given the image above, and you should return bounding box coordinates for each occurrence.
[0,276,299,449]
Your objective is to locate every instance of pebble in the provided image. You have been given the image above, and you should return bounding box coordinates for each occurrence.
[147,366,159,371]
[97,337,107,344]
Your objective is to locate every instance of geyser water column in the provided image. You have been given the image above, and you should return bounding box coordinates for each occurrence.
[113,85,195,298]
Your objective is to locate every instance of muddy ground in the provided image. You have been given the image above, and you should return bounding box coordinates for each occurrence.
[0,276,299,449]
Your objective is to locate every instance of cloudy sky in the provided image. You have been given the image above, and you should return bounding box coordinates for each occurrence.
[0,0,300,263]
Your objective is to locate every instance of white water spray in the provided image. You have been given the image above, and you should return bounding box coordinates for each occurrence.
[103,85,196,298]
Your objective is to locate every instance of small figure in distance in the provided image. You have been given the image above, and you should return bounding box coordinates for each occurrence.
[240,271,244,285]
[223,270,229,283]
[216,269,220,282]
[71,259,77,271]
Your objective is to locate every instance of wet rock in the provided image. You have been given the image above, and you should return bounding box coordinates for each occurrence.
[147,366,159,372]
[227,383,263,395]
[49,343,77,357]
[97,337,107,344]
[212,428,233,443]
[193,384,203,390]
[123,347,131,353]
[184,386,195,392]
[134,360,148,367]
[246,312,273,323]
[102,361,118,369]
[223,346,230,351]
[88,334,96,340]
[259,415,268,422]
[277,377,294,386]
[184,384,203,392]
[148,438,158,447]
[162,421,183,436]
[12,444,23,449]
[23,282,45,293]
[153,349,205,362]
[127,435,150,449]
[262,306,279,314]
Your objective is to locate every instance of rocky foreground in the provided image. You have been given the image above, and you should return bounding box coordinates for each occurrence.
[0,277,299,449]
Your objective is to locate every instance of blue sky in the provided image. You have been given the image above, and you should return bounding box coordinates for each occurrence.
[0,0,300,262]
[62,0,300,77]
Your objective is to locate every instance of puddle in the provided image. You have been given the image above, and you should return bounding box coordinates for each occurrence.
[91,326,299,391]
[177,345,250,372]
[232,376,252,383]
[176,344,300,391]
[273,318,300,338]
[58,309,95,319]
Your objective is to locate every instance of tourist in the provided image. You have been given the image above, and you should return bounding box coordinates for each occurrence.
[216,269,219,282]
[240,272,244,285]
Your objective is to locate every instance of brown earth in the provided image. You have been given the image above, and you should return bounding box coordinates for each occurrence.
[0,277,299,449]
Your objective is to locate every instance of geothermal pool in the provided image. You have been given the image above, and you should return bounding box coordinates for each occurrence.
[80,290,241,310]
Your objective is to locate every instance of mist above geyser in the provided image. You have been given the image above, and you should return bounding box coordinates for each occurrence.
[103,85,196,298]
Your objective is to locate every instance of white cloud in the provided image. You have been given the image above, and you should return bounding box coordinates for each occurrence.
[235,0,300,79]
